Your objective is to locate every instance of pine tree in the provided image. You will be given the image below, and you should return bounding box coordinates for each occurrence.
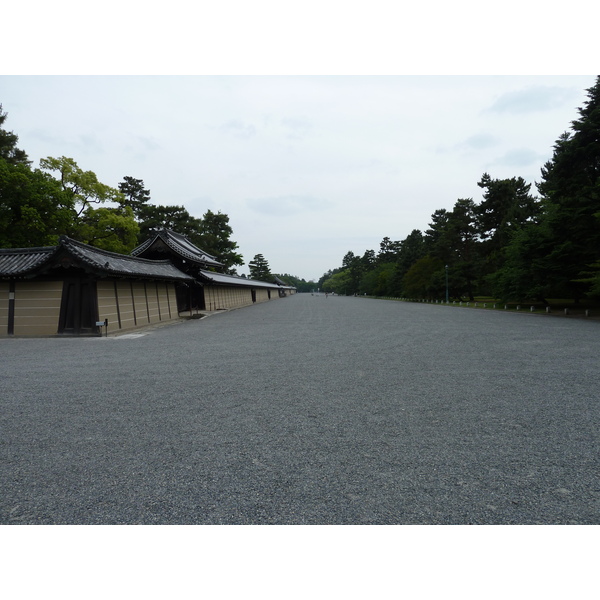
[0,104,30,166]
[248,253,272,281]
[535,76,600,300]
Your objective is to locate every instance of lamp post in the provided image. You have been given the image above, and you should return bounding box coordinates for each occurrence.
[445,265,449,303]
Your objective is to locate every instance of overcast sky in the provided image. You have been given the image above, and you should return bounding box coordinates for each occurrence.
[1,75,596,280]
[2,3,598,589]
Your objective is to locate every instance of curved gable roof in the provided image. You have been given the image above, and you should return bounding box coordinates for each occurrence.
[131,229,223,268]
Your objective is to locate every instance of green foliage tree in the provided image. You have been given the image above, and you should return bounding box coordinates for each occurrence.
[197,209,244,273]
[136,203,203,243]
[476,173,539,279]
[389,229,426,296]
[0,104,30,166]
[361,249,376,270]
[446,198,480,300]
[402,255,444,299]
[342,250,363,295]
[377,236,401,264]
[118,176,151,217]
[77,205,140,253]
[248,253,271,281]
[40,156,139,252]
[361,262,397,296]
[532,76,600,301]
[0,159,74,247]
[40,156,124,217]
[322,269,351,294]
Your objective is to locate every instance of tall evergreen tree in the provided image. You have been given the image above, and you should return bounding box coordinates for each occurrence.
[476,173,539,277]
[533,76,600,300]
[0,104,30,166]
[390,229,426,295]
[248,253,271,281]
[118,176,151,217]
[197,209,244,273]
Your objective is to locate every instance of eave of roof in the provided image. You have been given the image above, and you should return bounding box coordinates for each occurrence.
[62,237,195,281]
[198,269,295,289]
[0,246,55,277]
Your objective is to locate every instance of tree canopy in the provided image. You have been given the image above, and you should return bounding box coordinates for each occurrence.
[248,253,272,281]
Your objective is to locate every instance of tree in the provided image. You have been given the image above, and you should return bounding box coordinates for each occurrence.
[446,198,480,300]
[476,173,539,278]
[77,205,140,253]
[118,176,151,217]
[342,250,363,295]
[377,236,401,264]
[197,210,244,273]
[533,76,600,300]
[402,256,445,299]
[361,262,397,296]
[322,269,351,294]
[136,203,203,244]
[361,249,376,270]
[248,253,271,281]
[0,159,74,247]
[40,156,139,253]
[389,229,426,296]
[425,208,451,262]
[40,156,124,217]
[0,104,30,166]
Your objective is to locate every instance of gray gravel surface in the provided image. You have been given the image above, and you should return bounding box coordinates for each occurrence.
[1,294,599,524]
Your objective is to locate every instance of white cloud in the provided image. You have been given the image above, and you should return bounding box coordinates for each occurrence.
[462,133,500,151]
[490,148,546,168]
[219,119,257,139]
[487,86,581,114]
[280,117,312,140]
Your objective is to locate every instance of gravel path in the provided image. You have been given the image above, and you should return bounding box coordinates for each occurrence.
[1,294,599,524]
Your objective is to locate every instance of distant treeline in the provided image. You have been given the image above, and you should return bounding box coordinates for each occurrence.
[319,76,600,304]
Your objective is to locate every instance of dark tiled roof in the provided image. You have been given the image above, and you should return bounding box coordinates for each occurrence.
[62,237,195,281]
[0,246,54,276]
[132,229,223,268]
[0,237,194,282]
[198,270,295,290]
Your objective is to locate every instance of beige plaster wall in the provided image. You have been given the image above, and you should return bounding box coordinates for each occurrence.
[98,280,180,334]
[11,281,63,336]
[0,282,8,333]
